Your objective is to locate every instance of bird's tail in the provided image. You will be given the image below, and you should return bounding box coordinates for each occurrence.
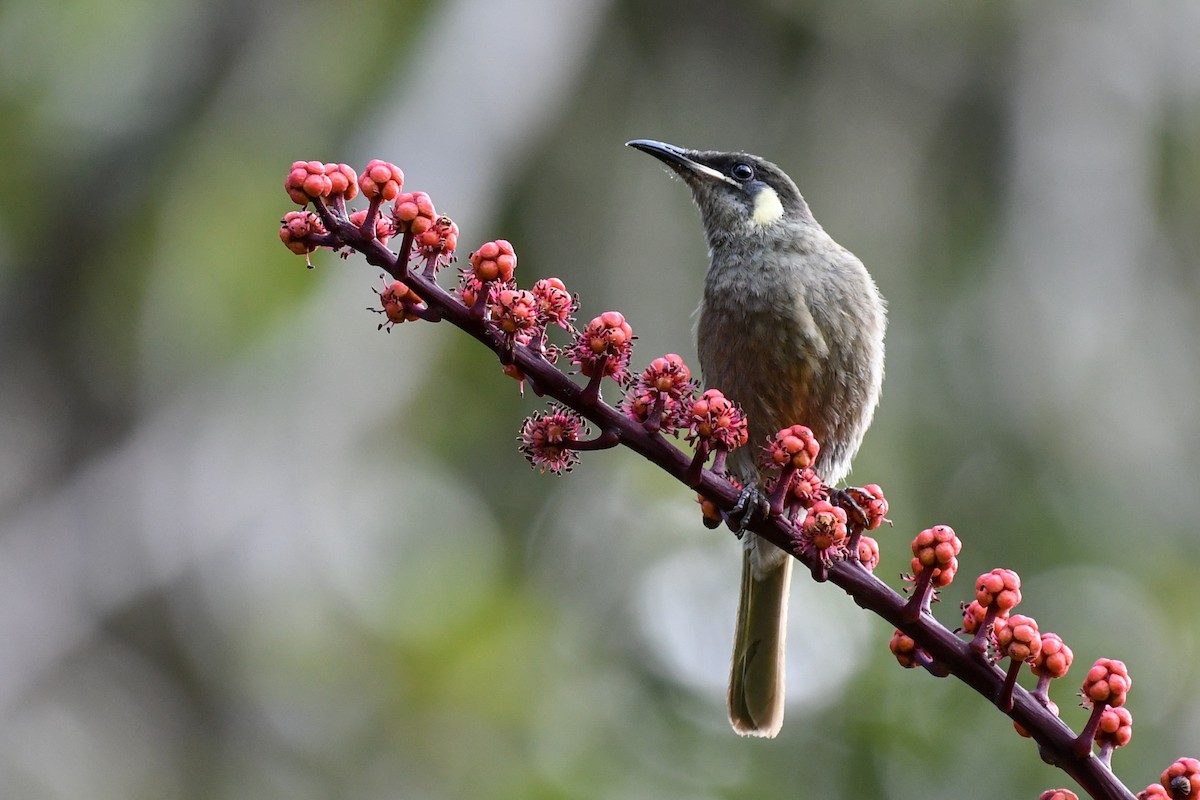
[728,537,792,738]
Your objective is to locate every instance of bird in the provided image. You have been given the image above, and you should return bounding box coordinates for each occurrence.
[627,139,886,738]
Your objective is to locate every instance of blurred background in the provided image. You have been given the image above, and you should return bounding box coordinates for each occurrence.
[2,0,1199,797]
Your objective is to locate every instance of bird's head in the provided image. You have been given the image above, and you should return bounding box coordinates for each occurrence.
[626,139,813,246]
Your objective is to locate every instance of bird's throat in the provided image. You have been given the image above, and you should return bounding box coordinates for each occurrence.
[750,186,785,227]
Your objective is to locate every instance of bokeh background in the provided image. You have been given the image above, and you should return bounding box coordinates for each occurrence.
[2,0,1199,797]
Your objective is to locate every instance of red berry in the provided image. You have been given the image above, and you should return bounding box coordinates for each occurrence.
[416,215,460,260]
[569,312,636,384]
[686,389,748,452]
[1031,632,1073,679]
[975,568,1022,611]
[373,279,425,330]
[392,191,437,234]
[889,630,920,669]
[359,159,404,201]
[995,614,1041,663]
[1095,705,1132,751]
[798,499,849,565]
[1082,658,1131,707]
[912,525,961,571]
[531,277,576,329]
[285,160,333,205]
[761,424,820,471]
[323,162,359,200]
[857,535,880,571]
[490,288,539,340]
[469,239,517,283]
[279,210,326,255]
[519,405,588,474]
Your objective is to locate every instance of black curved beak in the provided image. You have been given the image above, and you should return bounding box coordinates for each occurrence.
[626,139,729,184]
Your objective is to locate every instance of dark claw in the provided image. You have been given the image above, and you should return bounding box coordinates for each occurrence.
[727,485,770,535]
[831,487,868,530]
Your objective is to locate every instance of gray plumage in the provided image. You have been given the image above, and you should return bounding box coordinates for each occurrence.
[628,140,886,737]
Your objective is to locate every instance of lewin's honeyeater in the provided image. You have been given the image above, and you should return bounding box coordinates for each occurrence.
[628,139,886,738]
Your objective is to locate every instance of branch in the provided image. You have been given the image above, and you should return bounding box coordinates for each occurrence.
[275,159,1186,800]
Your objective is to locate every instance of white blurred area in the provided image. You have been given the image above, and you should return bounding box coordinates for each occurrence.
[1,0,1199,797]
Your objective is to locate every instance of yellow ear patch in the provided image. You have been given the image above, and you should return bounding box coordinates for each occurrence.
[750,185,784,226]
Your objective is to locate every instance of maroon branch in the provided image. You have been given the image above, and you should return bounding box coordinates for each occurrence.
[276,158,1155,800]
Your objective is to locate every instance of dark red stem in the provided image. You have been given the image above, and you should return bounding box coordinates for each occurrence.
[1034,673,1053,706]
[970,605,1000,655]
[564,429,621,451]
[578,357,608,408]
[901,568,935,624]
[684,441,710,488]
[642,393,666,434]
[360,196,383,239]
[1074,703,1107,758]
[767,464,796,517]
[710,447,729,477]
[997,657,1023,712]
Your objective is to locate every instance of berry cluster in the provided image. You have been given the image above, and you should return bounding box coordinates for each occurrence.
[622,354,696,435]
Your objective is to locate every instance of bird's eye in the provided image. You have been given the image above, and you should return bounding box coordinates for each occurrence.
[730,162,755,182]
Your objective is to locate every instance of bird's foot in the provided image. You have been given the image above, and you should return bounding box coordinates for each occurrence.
[727,484,770,537]
[829,487,868,530]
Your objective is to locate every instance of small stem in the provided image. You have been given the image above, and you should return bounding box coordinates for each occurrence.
[1033,673,1053,706]
[997,658,1022,712]
[469,284,491,320]
[642,393,666,434]
[530,327,549,358]
[360,196,383,239]
[312,197,335,227]
[710,448,729,477]
[767,465,797,517]
[901,569,935,624]
[578,357,608,408]
[969,606,999,655]
[564,429,620,451]
[1097,742,1114,769]
[332,195,348,219]
[1073,702,1107,757]
[420,253,439,279]
[846,524,864,558]
[684,441,710,488]
[394,230,415,278]
[922,586,938,616]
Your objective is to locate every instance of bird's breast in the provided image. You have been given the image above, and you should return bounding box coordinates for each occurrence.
[695,231,885,485]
